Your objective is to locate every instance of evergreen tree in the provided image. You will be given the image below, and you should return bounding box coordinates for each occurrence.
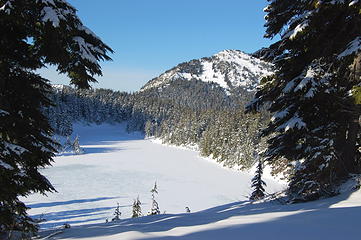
[63,136,73,152]
[0,0,112,235]
[247,0,361,201]
[112,203,122,222]
[149,182,160,215]
[131,196,142,218]
[250,159,266,201]
[72,135,83,154]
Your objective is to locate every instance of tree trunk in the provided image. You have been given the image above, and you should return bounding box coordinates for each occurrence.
[343,114,359,174]
[342,52,361,175]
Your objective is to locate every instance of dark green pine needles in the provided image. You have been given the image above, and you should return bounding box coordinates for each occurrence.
[247,0,361,201]
[0,0,112,236]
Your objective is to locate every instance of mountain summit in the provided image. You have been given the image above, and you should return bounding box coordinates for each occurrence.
[141,50,273,92]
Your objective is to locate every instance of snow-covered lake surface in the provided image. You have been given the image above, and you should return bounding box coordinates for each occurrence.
[23,123,361,240]
[23,123,283,229]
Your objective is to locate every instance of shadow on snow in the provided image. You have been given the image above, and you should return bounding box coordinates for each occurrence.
[42,190,361,240]
[28,197,130,229]
[27,197,119,209]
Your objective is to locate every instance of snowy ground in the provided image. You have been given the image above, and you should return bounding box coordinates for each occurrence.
[23,123,283,230]
[41,186,361,240]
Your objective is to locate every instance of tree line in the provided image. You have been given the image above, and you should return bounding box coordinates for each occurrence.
[46,80,269,171]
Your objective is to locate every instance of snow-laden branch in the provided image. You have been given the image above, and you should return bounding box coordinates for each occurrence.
[338,36,361,59]
[0,0,13,14]
[0,160,14,170]
[276,114,307,132]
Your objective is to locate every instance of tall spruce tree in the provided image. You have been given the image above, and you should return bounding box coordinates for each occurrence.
[149,182,160,215]
[247,0,361,201]
[0,0,112,236]
[250,159,266,201]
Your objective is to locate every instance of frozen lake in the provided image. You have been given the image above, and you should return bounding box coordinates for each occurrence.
[23,123,283,229]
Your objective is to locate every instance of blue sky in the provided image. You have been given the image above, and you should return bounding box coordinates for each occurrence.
[42,0,275,92]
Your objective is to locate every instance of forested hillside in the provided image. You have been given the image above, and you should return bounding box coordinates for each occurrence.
[45,79,270,171]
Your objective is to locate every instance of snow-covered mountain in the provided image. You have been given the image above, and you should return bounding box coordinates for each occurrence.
[141,50,273,92]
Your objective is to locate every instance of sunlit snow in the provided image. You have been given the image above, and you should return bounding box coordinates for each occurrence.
[23,123,283,230]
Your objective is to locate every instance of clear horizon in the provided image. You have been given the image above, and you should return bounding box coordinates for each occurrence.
[40,0,276,92]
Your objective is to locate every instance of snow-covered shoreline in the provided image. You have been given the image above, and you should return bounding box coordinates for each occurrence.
[149,137,287,184]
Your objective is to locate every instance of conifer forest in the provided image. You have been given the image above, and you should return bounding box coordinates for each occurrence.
[1,0,361,239]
